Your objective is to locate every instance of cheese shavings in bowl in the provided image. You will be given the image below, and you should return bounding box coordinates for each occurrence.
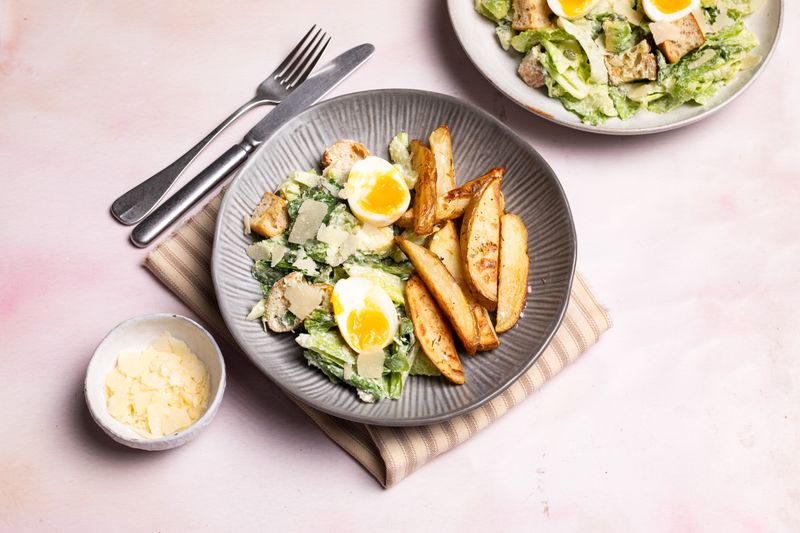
[105,332,210,438]
[85,313,226,450]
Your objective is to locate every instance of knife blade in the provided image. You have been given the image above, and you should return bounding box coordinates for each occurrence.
[130,43,374,248]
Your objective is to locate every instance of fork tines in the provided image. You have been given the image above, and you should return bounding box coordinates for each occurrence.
[275,26,332,89]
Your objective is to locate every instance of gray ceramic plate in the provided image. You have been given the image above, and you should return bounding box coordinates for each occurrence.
[447,0,783,135]
[212,89,576,426]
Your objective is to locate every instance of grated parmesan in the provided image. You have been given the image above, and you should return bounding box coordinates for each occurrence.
[288,199,329,244]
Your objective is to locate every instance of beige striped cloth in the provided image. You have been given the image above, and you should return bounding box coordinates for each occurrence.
[144,194,612,488]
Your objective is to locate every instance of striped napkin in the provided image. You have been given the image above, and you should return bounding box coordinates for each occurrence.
[144,193,612,488]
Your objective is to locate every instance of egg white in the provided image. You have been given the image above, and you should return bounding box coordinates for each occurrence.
[332,277,399,353]
[546,0,600,19]
[643,0,699,22]
[345,156,410,227]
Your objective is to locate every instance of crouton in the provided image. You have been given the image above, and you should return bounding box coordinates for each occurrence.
[655,13,705,64]
[518,50,546,88]
[320,140,370,182]
[512,0,551,31]
[250,192,289,238]
[604,40,658,86]
[263,272,330,332]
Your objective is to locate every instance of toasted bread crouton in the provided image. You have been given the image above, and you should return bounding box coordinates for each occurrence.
[656,14,705,64]
[263,272,329,332]
[518,50,546,88]
[264,272,305,332]
[512,0,551,31]
[250,192,289,238]
[604,40,657,86]
[320,140,370,182]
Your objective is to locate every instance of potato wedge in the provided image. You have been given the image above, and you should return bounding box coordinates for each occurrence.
[395,236,479,354]
[429,125,456,197]
[251,192,289,238]
[460,178,501,311]
[429,221,499,351]
[395,167,504,228]
[405,276,464,384]
[409,140,437,235]
[496,213,530,333]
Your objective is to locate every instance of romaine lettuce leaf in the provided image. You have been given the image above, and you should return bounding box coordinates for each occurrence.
[475,0,510,21]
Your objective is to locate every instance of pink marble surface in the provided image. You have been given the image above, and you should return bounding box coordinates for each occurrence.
[1,1,798,531]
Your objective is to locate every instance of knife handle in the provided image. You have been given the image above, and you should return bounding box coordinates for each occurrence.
[130,143,253,248]
[111,98,264,225]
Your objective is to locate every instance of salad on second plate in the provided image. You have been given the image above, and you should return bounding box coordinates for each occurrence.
[242,126,530,403]
[475,0,765,124]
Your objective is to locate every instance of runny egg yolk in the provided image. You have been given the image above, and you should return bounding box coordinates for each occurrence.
[651,0,692,12]
[359,172,407,216]
[558,0,598,17]
[345,302,390,351]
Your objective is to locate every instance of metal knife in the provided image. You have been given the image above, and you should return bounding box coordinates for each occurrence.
[130,43,374,248]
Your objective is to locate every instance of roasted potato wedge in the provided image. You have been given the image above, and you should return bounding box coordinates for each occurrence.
[460,178,502,311]
[395,236,479,354]
[250,192,289,238]
[496,213,530,333]
[395,167,505,228]
[429,125,456,197]
[429,221,499,351]
[405,276,464,384]
[409,139,437,235]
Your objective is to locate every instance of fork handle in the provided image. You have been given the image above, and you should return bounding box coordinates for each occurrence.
[130,142,253,248]
[111,97,265,225]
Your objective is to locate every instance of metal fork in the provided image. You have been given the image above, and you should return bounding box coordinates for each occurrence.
[111,26,330,225]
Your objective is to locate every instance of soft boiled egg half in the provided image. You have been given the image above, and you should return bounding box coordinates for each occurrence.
[643,0,699,22]
[546,0,600,19]
[332,277,399,354]
[344,156,410,227]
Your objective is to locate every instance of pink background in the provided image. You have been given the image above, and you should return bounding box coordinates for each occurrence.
[1,1,797,531]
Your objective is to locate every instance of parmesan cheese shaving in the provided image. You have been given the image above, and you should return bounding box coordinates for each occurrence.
[246,241,271,261]
[317,223,351,265]
[243,214,251,235]
[356,349,385,379]
[343,362,353,380]
[292,249,319,275]
[613,0,643,24]
[649,21,683,45]
[288,199,328,244]
[284,283,323,320]
[270,243,287,267]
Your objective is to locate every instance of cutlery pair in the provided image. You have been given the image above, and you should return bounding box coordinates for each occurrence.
[111,27,374,247]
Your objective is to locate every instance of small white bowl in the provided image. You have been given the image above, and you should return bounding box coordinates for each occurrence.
[85,313,226,451]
